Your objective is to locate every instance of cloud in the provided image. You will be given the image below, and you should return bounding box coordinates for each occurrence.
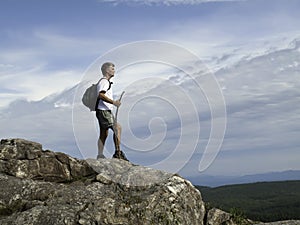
[0,28,118,70]
[37,41,300,175]
[1,38,300,177]
[2,0,300,177]
[0,105,82,158]
[101,0,246,6]
[0,28,123,107]
[0,65,82,107]
[2,0,300,108]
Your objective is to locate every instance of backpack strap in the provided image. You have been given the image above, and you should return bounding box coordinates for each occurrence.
[99,78,112,92]
[95,78,113,111]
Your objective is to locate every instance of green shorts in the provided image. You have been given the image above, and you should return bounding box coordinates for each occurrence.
[96,110,115,130]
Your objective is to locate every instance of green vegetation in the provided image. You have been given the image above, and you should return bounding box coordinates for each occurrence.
[230,207,250,225]
[196,180,300,222]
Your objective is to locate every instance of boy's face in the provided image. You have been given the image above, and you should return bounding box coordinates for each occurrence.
[106,65,115,77]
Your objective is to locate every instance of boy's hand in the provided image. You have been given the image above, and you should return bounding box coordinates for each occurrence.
[113,100,121,107]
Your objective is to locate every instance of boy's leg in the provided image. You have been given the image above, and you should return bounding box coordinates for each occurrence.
[112,123,129,161]
[97,128,108,158]
[113,123,121,151]
[96,110,113,159]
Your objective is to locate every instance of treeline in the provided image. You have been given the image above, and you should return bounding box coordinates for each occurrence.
[196,180,300,222]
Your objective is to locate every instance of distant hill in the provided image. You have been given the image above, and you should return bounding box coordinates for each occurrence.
[187,170,300,187]
[196,180,300,222]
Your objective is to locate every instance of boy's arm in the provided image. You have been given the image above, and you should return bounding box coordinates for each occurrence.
[99,92,121,107]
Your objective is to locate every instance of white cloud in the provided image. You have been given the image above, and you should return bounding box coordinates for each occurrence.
[2,0,300,177]
[0,65,82,107]
[1,37,300,177]
[0,28,122,107]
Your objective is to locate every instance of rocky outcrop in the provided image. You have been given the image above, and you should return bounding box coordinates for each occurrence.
[206,208,235,225]
[205,207,257,225]
[254,221,300,225]
[2,138,299,225]
[0,138,206,225]
[0,138,96,182]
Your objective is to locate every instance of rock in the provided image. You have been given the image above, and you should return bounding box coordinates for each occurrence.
[87,158,174,187]
[206,208,235,225]
[5,138,297,225]
[0,138,42,160]
[0,138,96,182]
[254,221,300,225]
[0,138,206,225]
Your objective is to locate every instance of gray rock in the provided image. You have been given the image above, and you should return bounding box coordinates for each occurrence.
[255,221,300,225]
[0,138,42,160]
[87,158,175,187]
[0,138,206,225]
[206,208,235,225]
[0,138,96,182]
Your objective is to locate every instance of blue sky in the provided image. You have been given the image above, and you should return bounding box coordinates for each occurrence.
[1,0,300,178]
[1,0,299,105]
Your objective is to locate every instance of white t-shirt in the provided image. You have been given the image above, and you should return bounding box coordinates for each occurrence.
[96,78,113,111]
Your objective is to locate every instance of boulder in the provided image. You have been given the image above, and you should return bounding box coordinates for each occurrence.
[206,208,235,225]
[254,221,300,225]
[0,138,206,225]
[0,138,96,182]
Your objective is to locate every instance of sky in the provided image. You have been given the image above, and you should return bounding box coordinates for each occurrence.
[1,0,300,179]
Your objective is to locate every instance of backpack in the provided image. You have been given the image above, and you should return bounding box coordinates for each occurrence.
[82,78,112,111]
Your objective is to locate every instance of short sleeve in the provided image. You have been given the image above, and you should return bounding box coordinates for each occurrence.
[98,79,110,93]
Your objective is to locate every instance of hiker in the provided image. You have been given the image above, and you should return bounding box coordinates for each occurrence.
[96,62,128,161]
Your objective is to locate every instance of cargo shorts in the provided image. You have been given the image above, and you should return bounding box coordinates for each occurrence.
[96,110,115,130]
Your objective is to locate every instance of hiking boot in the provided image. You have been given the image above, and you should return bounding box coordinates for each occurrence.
[97,154,106,160]
[112,150,129,161]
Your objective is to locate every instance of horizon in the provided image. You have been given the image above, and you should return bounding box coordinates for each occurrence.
[1,0,300,178]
